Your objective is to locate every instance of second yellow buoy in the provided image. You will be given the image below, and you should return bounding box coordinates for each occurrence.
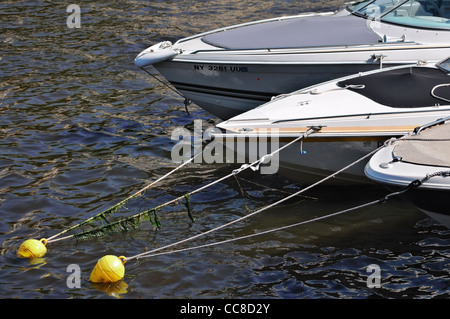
[90,255,127,283]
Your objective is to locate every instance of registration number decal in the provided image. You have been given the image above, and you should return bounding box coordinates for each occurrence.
[194,64,248,72]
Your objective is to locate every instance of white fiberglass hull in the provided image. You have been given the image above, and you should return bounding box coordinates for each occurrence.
[214,125,431,185]
[155,61,388,119]
[217,133,394,185]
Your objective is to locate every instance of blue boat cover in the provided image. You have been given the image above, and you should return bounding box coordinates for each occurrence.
[201,14,382,49]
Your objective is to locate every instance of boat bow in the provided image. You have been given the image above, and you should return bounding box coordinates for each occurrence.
[134,41,180,68]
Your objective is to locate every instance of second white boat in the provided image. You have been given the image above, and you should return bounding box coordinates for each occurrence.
[213,58,450,185]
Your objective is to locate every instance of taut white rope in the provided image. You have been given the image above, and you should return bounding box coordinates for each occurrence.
[125,143,384,261]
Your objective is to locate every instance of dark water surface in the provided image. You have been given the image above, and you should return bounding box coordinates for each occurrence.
[1,1,449,300]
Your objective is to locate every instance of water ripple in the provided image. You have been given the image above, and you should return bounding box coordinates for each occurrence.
[0,0,449,299]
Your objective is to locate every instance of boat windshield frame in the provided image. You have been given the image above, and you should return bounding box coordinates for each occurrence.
[348,0,450,30]
[436,57,450,73]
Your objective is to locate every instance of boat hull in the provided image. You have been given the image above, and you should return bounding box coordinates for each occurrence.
[215,134,391,185]
[276,137,388,185]
[154,61,389,119]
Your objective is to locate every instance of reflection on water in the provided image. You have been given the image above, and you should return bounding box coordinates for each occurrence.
[91,281,129,299]
[0,0,449,299]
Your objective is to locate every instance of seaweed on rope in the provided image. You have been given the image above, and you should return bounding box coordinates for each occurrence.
[73,207,162,241]
[72,192,199,241]
[184,194,195,222]
[43,129,317,245]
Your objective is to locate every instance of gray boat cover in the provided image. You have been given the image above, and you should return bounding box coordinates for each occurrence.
[201,14,382,50]
[393,123,450,167]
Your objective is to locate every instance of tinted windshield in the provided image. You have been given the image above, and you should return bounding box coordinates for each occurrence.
[350,0,406,17]
[382,0,450,28]
[350,0,450,29]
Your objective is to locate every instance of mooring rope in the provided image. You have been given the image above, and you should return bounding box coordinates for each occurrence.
[419,170,450,183]
[140,67,185,99]
[18,116,450,284]
[125,143,385,262]
[46,128,317,244]
[140,67,192,115]
[127,193,401,260]
[46,151,203,243]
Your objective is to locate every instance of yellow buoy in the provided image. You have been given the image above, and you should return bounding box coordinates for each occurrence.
[90,255,127,283]
[17,238,47,258]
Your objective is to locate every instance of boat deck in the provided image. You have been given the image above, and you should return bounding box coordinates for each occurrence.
[394,123,450,167]
[201,15,382,50]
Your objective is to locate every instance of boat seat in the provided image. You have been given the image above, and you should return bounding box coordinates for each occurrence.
[337,67,450,108]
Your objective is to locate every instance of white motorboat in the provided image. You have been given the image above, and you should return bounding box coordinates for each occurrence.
[212,58,450,185]
[365,117,450,228]
[135,0,450,119]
